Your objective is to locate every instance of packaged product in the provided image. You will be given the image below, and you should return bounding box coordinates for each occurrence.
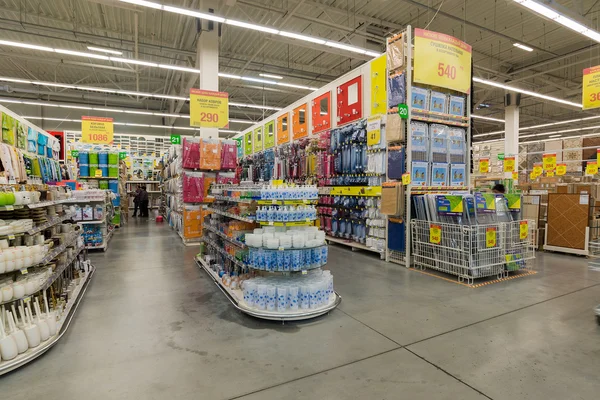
[182,137,200,169]
[199,139,221,170]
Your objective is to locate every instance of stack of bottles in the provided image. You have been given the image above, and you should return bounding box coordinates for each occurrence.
[259,184,318,200]
[241,271,334,312]
[256,204,317,222]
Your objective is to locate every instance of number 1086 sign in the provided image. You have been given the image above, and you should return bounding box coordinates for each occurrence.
[190,89,229,128]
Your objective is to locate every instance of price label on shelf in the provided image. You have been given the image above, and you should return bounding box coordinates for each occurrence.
[20,268,28,275]
[268,221,274,226]
[486,227,497,248]
[278,247,284,251]
[8,235,15,240]
[546,171,555,177]
[5,206,13,211]
[402,173,411,185]
[556,163,567,176]
[23,296,31,303]
[305,218,311,223]
[519,221,529,240]
[429,224,441,244]
[302,270,308,275]
[367,117,381,146]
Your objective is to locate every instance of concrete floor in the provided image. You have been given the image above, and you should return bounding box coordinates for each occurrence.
[2,221,599,399]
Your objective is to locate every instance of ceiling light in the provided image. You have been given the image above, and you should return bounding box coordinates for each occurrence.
[278,31,326,45]
[241,77,277,84]
[87,46,123,55]
[218,73,242,80]
[158,64,200,73]
[229,102,282,111]
[0,40,53,52]
[32,81,76,89]
[60,105,93,110]
[163,5,225,22]
[92,108,124,113]
[548,134,562,138]
[473,77,581,108]
[472,115,505,122]
[259,73,283,80]
[513,43,533,52]
[0,99,22,104]
[276,82,313,90]
[110,57,158,67]
[55,49,110,60]
[325,41,367,54]
[225,19,279,34]
[0,77,31,84]
[119,0,162,9]
[76,86,118,93]
[365,51,382,57]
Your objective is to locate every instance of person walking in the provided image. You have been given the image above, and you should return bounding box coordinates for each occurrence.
[132,186,141,217]
[139,185,149,218]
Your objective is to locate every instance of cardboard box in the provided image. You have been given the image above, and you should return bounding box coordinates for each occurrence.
[556,185,569,193]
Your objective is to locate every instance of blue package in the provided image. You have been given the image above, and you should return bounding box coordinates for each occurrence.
[431,163,448,186]
[429,124,448,163]
[429,91,448,114]
[387,146,405,180]
[450,164,466,186]
[449,96,465,117]
[411,87,429,111]
[387,73,406,108]
[411,161,429,186]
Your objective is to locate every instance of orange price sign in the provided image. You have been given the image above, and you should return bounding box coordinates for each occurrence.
[486,227,497,248]
[586,161,598,176]
[519,221,529,240]
[512,171,519,181]
[430,224,442,244]
[81,116,113,144]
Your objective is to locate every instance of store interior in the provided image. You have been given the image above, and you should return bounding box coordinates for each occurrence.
[0,0,598,399]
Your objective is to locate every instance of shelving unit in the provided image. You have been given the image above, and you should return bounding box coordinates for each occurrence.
[69,191,114,251]
[125,180,162,212]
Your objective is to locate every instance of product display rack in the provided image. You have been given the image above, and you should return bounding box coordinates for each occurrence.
[69,191,115,251]
[198,183,341,321]
[125,180,162,212]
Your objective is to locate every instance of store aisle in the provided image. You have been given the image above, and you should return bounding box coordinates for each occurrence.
[1,222,599,400]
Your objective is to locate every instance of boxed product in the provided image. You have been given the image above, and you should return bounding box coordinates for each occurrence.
[450,164,466,186]
[74,205,82,221]
[411,161,429,186]
[183,206,206,239]
[94,204,104,221]
[448,128,467,164]
[411,87,429,111]
[429,91,448,114]
[431,163,449,186]
[449,95,465,117]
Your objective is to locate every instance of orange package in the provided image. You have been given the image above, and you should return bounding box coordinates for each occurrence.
[203,172,216,201]
[183,205,203,239]
[199,139,221,170]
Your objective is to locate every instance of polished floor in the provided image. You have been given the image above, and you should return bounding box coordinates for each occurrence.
[2,221,599,399]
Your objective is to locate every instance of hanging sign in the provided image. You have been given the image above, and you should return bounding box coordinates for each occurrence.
[243,131,253,155]
[556,163,567,176]
[512,171,519,181]
[582,65,600,110]
[503,156,515,173]
[170,134,181,145]
[264,121,275,149]
[413,28,472,94]
[533,163,543,177]
[81,117,113,144]
[479,158,489,174]
[586,161,598,175]
[529,171,537,180]
[486,227,497,248]
[253,127,263,153]
[189,89,229,128]
[547,171,555,177]
[542,153,556,171]
[71,150,79,158]
[597,148,600,164]
[119,152,127,160]
[519,221,529,240]
[402,173,411,185]
[429,224,441,244]
[497,153,505,161]
[397,103,409,119]
[234,137,243,158]
[367,117,381,146]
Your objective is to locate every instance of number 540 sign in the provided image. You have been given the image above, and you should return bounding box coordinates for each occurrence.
[413,28,472,94]
[190,89,229,128]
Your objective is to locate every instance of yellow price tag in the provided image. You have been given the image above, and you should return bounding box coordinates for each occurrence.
[583,66,600,110]
[533,163,543,176]
[556,164,567,176]
[94,169,103,177]
[542,153,556,171]
[519,221,528,240]
[189,89,229,128]
[503,156,515,173]
[512,172,519,181]
[8,234,15,240]
[546,171,554,177]
[586,161,598,175]
[486,227,497,248]
[402,173,411,185]
[479,158,489,174]
[81,116,114,144]
[367,117,381,146]
[430,224,441,244]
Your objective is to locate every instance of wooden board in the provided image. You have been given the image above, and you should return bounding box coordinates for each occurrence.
[546,193,589,250]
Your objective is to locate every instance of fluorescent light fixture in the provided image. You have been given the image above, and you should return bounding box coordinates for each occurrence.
[230,119,256,125]
[513,43,533,52]
[55,49,110,60]
[473,77,582,108]
[59,105,93,110]
[241,77,277,84]
[127,110,155,115]
[0,40,53,52]
[548,134,562,138]
[229,102,282,111]
[276,82,314,90]
[163,5,225,22]
[119,0,162,9]
[87,46,123,55]
[110,57,158,67]
[259,73,283,80]
[0,77,31,84]
[278,31,326,45]
[76,86,118,93]
[117,90,153,96]
[225,19,279,34]
[325,41,367,54]
[365,51,382,57]
[0,98,22,104]
[218,73,242,80]
[472,115,505,122]
[125,123,151,127]
[158,64,200,73]
[92,108,124,113]
[32,81,76,89]
[154,94,188,101]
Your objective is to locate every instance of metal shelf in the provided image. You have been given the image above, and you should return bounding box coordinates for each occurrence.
[205,207,256,223]
[26,212,76,235]
[326,235,385,259]
[203,237,247,269]
[203,225,247,249]
[258,220,316,227]
[77,220,104,225]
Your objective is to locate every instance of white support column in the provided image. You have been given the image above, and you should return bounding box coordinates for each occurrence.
[504,93,520,178]
[197,1,220,139]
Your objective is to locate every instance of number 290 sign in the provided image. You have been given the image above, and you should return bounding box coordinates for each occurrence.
[414,29,472,94]
[190,89,229,128]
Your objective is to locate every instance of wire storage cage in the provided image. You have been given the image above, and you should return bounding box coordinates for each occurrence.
[503,219,536,275]
[411,220,506,284]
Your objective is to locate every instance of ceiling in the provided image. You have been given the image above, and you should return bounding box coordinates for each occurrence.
[0,0,599,140]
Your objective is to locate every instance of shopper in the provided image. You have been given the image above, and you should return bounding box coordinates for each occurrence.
[132,186,141,217]
[139,185,149,217]
[492,184,506,194]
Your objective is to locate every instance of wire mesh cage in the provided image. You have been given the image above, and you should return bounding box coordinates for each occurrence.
[503,219,536,275]
[411,220,506,284]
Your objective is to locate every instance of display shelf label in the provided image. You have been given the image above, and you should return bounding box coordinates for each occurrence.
[7,234,15,239]
[402,173,411,185]
[170,134,181,145]
[429,224,441,244]
[486,227,497,248]
[5,206,13,211]
[20,268,27,275]
[71,150,79,158]
[81,116,114,144]
[367,117,381,146]
[398,103,409,119]
[583,65,600,110]
[479,158,489,174]
[119,152,127,160]
[519,221,529,240]
[543,153,556,171]
[503,156,515,173]
[414,28,472,94]
[190,89,229,128]
[94,169,102,177]
[586,161,598,175]
[546,171,554,177]
[556,163,567,176]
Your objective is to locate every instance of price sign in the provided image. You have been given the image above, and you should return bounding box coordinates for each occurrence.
[556,163,567,176]
[547,171,555,177]
[583,65,600,110]
[543,153,556,171]
[190,89,229,128]
[486,227,497,248]
[586,161,598,175]
[119,152,127,160]
[503,156,515,173]
[94,169,103,177]
[20,268,28,275]
[597,148,600,164]
[529,171,537,180]
[367,117,381,146]
[71,150,79,158]
[244,131,253,155]
[5,206,13,211]
[512,171,519,181]
[81,116,114,144]
[519,221,529,240]
[397,103,409,119]
[402,173,411,185]
[414,28,472,94]
[430,224,441,244]
[7,234,15,239]
[479,158,489,174]
[170,134,181,145]
[533,163,543,177]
